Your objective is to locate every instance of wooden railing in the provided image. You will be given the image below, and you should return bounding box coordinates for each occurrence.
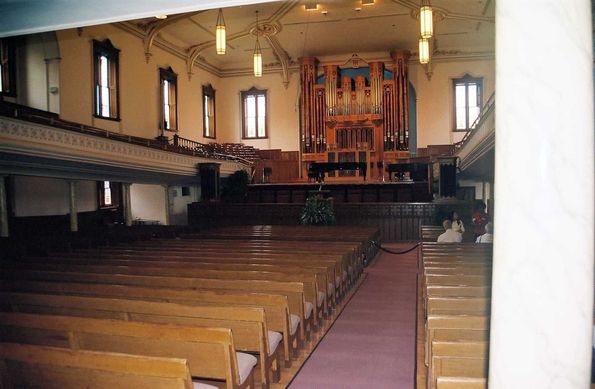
[188,201,473,241]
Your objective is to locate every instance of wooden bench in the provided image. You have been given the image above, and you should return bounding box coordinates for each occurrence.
[0,278,301,365]
[20,255,339,308]
[0,312,256,389]
[1,269,313,343]
[0,292,277,389]
[3,261,328,324]
[0,342,196,389]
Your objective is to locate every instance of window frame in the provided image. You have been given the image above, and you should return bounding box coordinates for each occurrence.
[160,67,178,132]
[0,37,17,97]
[92,39,120,121]
[452,74,483,132]
[98,181,120,209]
[241,87,268,140]
[202,84,216,139]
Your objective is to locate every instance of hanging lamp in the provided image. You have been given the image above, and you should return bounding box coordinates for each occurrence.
[253,10,262,77]
[215,8,226,55]
[420,0,433,39]
[419,38,430,64]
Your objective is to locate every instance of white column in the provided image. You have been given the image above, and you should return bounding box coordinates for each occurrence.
[67,180,78,232]
[163,184,171,226]
[0,175,9,238]
[122,183,132,227]
[490,1,594,388]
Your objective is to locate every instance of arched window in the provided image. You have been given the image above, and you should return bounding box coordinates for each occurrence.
[453,74,483,131]
[241,87,267,139]
[93,39,120,120]
[203,84,216,139]
[160,67,178,132]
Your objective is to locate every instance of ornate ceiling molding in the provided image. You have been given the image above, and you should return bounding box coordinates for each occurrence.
[394,0,495,23]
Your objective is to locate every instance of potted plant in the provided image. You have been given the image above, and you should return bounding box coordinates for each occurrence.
[300,195,336,226]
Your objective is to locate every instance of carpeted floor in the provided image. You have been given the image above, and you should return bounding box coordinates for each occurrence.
[289,243,418,389]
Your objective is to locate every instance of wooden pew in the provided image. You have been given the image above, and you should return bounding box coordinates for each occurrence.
[19,256,339,308]
[430,340,488,389]
[3,261,328,323]
[0,292,277,389]
[0,312,256,389]
[436,377,487,389]
[0,342,196,389]
[0,269,312,343]
[0,278,300,364]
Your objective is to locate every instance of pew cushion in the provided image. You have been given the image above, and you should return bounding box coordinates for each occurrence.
[289,314,300,336]
[268,330,283,356]
[305,302,313,319]
[237,352,258,385]
[193,382,220,389]
[317,291,325,307]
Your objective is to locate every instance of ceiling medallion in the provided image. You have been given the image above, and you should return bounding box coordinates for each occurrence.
[251,22,282,38]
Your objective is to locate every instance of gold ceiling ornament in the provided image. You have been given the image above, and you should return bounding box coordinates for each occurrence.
[253,10,262,77]
[420,0,433,39]
[215,8,226,55]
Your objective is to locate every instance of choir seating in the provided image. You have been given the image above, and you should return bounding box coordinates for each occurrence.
[0,225,376,389]
[0,312,256,389]
[416,241,493,389]
[0,342,197,389]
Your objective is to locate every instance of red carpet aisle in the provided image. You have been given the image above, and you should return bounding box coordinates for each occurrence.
[289,243,418,389]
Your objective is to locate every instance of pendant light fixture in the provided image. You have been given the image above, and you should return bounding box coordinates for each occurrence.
[253,10,262,77]
[418,38,430,64]
[215,8,226,55]
[420,0,433,39]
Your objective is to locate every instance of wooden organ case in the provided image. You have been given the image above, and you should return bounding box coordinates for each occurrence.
[300,51,412,182]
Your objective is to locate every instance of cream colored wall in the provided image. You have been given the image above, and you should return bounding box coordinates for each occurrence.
[55,23,493,152]
[408,58,495,148]
[12,176,97,217]
[218,71,300,151]
[57,24,221,143]
[130,183,167,225]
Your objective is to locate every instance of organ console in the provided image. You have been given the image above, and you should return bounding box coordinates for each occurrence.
[299,50,412,182]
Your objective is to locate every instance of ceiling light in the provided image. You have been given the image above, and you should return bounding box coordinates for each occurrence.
[419,38,430,64]
[420,0,433,39]
[362,0,375,5]
[305,3,318,11]
[215,8,226,55]
[155,15,167,20]
[253,11,262,77]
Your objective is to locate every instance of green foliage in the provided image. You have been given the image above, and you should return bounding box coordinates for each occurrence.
[220,170,250,202]
[300,196,336,226]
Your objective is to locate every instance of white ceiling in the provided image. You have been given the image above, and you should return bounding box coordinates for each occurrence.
[0,0,495,77]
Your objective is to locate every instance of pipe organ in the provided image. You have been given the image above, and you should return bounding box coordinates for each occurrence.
[300,50,411,181]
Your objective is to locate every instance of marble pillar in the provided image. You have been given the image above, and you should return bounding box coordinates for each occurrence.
[490,0,594,387]
[0,176,9,238]
[67,180,78,232]
[122,183,132,227]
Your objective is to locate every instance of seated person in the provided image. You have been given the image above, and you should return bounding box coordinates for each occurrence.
[475,222,494,243]
[449,210,465,233]
[437,219,463,243]
[471,201,490,239]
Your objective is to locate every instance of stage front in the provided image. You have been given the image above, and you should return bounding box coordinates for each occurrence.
[246,181,432,203]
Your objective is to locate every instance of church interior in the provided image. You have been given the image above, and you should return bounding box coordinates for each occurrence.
[0,0,592,388]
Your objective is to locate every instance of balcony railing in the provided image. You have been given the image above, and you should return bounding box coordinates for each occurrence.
[0,100,255,166]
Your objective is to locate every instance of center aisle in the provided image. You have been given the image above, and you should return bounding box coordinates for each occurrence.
[289,243,418,389]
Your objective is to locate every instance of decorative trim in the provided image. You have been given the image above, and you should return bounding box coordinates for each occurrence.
[0,117,245,177]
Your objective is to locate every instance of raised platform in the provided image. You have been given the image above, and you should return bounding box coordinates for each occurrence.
[247,181,433,203]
